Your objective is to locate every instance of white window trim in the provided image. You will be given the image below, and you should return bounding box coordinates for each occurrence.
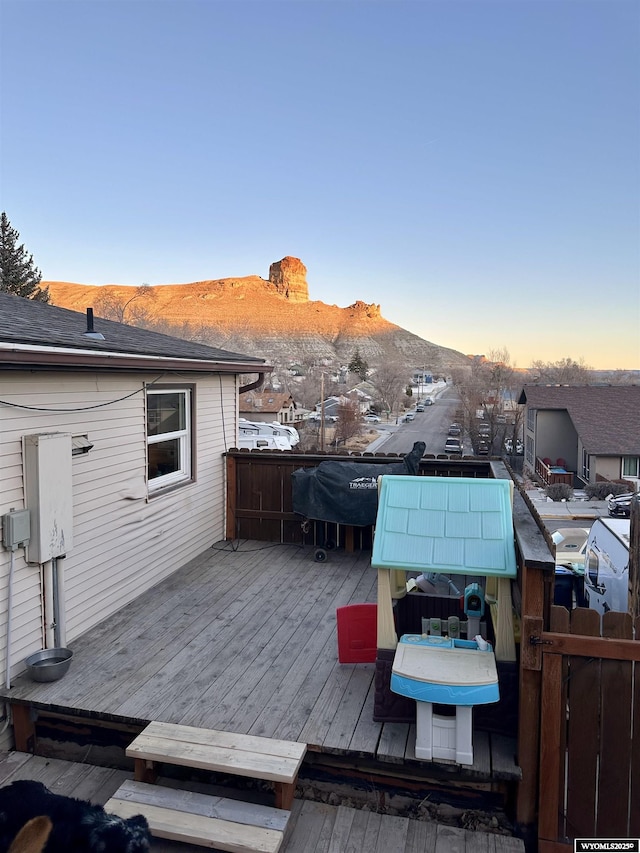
[147,387,192,493]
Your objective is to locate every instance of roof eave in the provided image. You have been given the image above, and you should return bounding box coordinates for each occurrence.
[0,349,270,374]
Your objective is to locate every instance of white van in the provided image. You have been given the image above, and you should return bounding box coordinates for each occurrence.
[582,518,631,615]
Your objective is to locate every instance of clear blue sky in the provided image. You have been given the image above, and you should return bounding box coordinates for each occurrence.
[1,0,638,369]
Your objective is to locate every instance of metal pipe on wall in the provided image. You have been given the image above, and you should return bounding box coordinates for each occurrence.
[53,556,66,648]
[5,551,15,689]
[43,560,55,648]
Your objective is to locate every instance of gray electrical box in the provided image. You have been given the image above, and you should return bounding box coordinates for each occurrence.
[23,433,73,563]
[2,509,31,550]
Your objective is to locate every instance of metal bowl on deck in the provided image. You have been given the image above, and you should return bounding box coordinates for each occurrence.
[24,648,73,682]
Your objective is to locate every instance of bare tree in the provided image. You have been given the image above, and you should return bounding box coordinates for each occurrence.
[529,356,592,385]
[371,360,410,420]
[452,348,524,455]
[334,398,362,446]
[92,284,156,324]
[289,375,317,409]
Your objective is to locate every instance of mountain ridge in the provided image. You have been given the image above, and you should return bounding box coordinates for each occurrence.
[43,256,471,371]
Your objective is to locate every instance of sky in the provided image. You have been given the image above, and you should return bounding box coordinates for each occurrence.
[1,0,639,370]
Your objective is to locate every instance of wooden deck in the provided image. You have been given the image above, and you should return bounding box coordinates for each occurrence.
[0,751,525,852]
[1,541,522,843]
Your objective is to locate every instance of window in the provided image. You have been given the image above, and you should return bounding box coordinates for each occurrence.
[147,387,193,492]
[525,436,533,464]
[586,549,600,591]
[622,457,639,478]
[527,407,535,431]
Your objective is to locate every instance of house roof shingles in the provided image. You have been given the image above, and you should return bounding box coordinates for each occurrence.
[519,384,640,456]
[239,392,295,413]
[0,292,266,372]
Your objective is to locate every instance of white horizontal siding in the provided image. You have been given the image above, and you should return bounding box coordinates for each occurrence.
[0,370,238,682]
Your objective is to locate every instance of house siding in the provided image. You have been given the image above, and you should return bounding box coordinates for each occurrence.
[525,408,577,473]
[594,456,623,482]
[0,370,237,683]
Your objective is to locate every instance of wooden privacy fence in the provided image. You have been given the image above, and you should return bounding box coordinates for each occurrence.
[225,449,494,545]
[538,606,640,851]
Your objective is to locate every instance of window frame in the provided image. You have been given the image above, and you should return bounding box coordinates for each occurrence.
[146,385,195,494]
[527,407,535,432]
[525,435,534,464]
[622,457,639,478]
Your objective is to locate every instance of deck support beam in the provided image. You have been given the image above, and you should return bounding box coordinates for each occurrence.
[11,703,36,754]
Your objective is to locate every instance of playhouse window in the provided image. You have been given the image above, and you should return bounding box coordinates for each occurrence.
[146,387,193,492]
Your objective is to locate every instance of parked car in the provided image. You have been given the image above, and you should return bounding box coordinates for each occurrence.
[403,412,415,422]
[424,398,434,406]
[607,492,636,518]
[308,414,337,423]
[415,405,425,412]
[476,440,490,456]
[478,423,490,437]
[448,423,461,436]
[444,437,463,454]
[363,414,381,423]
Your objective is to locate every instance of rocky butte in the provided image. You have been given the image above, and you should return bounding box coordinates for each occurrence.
[44,256,471,371]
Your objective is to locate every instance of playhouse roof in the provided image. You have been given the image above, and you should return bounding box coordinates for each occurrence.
[371,475,517,577]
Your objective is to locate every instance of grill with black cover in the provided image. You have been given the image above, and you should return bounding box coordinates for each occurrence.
[292,442,425,544]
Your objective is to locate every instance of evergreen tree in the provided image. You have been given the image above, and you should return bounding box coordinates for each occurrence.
[348,348,369,380]
[0,212,50,302]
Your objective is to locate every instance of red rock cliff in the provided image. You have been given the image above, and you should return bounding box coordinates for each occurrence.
[268,256,309,302]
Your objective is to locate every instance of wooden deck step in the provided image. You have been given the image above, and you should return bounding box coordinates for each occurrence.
[105,779,289,853]
[127,721,307,809]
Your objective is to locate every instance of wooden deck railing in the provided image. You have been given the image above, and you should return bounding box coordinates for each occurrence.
[535,457,573,487]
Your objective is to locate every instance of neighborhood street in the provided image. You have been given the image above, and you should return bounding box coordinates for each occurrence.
[368,384,463,455]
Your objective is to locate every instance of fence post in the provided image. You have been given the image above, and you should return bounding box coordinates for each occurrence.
[629,495,640,621]
[538,652,563,844]
[516,560,546,827]
[225,453,237,540]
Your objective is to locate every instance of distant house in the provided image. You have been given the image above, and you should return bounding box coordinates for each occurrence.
[518,385,640,490]
[316,390,371,420]
[316,396,342,420]
[0,293,268,682]
[347,385,374,413]
[239,390,297,424]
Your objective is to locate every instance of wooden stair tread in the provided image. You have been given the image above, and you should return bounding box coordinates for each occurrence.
[105,780,288,853]
[127,721,306,783]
